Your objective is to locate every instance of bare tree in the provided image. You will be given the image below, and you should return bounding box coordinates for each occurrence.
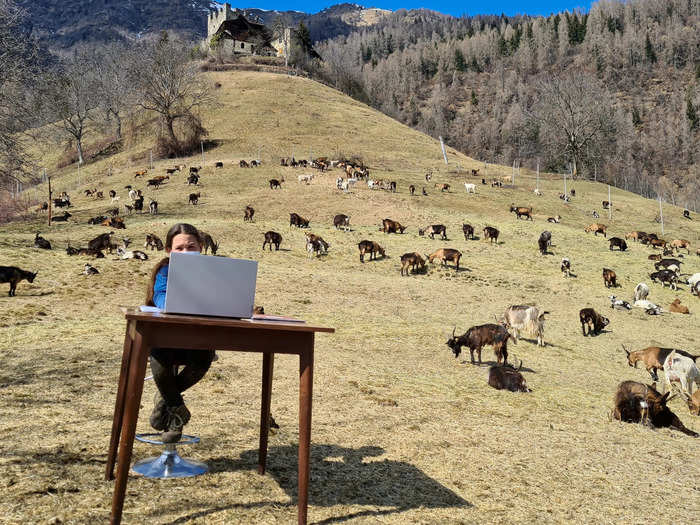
[49,48,101,165]
[93,42,140,140]
[137,34,211,153]
[0,0,38,188]
[528,74,618,177]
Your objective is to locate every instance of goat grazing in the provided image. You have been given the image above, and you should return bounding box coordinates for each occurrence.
[538,231,552,255]
[622,345,700,381]
[663,350,700,399]
[462,224,474,240]
[579,308,609,336]
[418,224,447,240]
[510,205,533,220]
[0,266,37,296]
[501,305,548,347]
[144,234,164,251]
[609,237,627,251]
[188,192,201,205]
[400,252,425,276]
[446,324,514,365]
[358,240,385,262]
[585,223,607,237]
[244,205,255,222]
[290,213,310,228]
[634,283,650,302]
[649,270,678,290]
[200,232,219,255]
[427,248,462,270]
[483,226,499,244]
[561,257,572,277]
[333,214,351,231]
[380,218,406,234]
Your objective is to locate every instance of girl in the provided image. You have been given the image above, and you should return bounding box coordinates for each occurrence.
[145,223,215,443]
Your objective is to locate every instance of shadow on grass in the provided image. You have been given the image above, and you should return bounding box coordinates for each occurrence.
[185,444,470,523]
[462,360,537,373]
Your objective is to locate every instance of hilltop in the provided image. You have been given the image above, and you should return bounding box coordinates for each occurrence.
[0,71,698,523]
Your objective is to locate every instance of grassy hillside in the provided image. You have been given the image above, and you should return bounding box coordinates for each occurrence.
[1,71,699,524]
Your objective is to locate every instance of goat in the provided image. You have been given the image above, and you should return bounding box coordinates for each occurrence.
[418,224,447,240]
[83,263,99,275]
[244,205,255,222]
[52,212,72,222]
[434,183,450,192]
[115,247,148,260]
[88,232,114,253]
[165,167,180,174]
[358,240,385,262]
[133,196,144,212]
[538,231,552,255]
[633,283,650,302]
[187,173,199,185]
[663,350,700,398]
[669,298,690,314]
[446,324,514,366]
[262,231,282,251]
[534,188,543,196]
[464,183,476,193]
[290,213,310,228]
[633,299,663,315]
[483,226,499,244]
[648,254,662,262]
[625,231,646,242]
[686,390,700,415]
[686,272,700,290]
[269,178,283,189]
[501,305,548,347]
[609,237,627,251]
[462,224,474,240]
[34,233,51,250]
[622,345,700,381]
[471,168,480,175]
[510,205,533,220]
[214,161,223,168]
[422,187,428,196]
[200,232,219,255]
[188,192,201,205]
[0,266,37,296]
[149,200,158,214]
[189,166,201,174]
[602,200,611,209]
[585,223,607,237]
[592,210,599,219]
[547,215,561,223]
[144,234,164,251]
[561,257,572,277]
[305,234,329,258]
[409,185,415,196]
[609,295,631,310]
[380,218,406,234]
[333,214,350,231]
[298,173,314,184]
[603,268,617,288]
[134,170,147,178]
[400,252,425,276]
[655,258,682,271]
[579,308,609,336]
[427,248,462,270]
[650,238,667,249]
[649,270,678,290]
[611,381,697,437]
[488,361,531,392]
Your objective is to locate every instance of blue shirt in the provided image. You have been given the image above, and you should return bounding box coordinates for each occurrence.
[153,264,169,309]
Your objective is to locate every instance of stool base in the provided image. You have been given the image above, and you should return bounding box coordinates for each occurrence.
[132,434,208,479]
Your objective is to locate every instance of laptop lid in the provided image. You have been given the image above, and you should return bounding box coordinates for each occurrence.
[164,252,258,318]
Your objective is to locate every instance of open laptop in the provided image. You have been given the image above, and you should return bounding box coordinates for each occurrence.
[164,252,258,318]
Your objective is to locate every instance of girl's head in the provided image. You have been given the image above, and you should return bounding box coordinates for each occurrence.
[165,223,202,254]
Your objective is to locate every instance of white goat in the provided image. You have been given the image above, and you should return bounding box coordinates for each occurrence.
[533,188,542,196]
[298,173,314,184]
[501,305,548,347]
[116,247,149,260]
[609,295,631,310]
[663,350,700,397]
[634,283,650,302]
[464,183,476,193]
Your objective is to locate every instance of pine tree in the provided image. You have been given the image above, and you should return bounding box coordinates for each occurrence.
[687,98,699,131]
[454,48,467,72]
[645,34,657,63]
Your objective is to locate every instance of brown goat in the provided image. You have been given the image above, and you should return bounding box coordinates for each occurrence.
[446,324,515,366]
[585,223,607,237]
[510,205,533,220]
[669,239,690,254]
[380,218,406,234]
[622,345,700,382]
[400,252,425,276]
[488,361,531,392]
[580,308,609,336]
[244,205,255,222]
[669,298,690,314]
[603,268,617,288]
[427,248,462,270]
[358,240,385,262]
[612,381,697,437]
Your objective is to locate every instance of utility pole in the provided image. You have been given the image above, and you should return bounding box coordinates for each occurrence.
[536,160,540,192]
[201,141,205,165]
[48,176,52,226]
[608,185,612,221]
[439,136,448,165]
[658,195,664,235]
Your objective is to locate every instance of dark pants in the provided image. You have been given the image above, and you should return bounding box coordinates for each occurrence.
[150,348,215,407]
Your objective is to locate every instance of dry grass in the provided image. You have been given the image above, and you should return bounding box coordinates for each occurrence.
[1,71,699,524]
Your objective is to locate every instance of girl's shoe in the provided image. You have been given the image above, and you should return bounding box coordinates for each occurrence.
[162,404,191,443]
[149,392,168,431]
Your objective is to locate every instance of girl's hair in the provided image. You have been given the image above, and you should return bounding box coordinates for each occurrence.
[144,223,202,306]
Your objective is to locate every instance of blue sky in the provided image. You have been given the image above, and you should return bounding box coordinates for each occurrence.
[240,2,593,17]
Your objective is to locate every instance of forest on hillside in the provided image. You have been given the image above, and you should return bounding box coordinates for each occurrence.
[313,0,700,210]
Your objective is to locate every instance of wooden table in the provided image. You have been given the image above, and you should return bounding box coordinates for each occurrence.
[105,308,334,524]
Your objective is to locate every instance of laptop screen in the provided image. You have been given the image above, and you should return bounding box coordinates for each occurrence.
[164,252,258,318]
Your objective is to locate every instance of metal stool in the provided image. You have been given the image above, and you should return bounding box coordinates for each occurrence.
[132,433,208,478]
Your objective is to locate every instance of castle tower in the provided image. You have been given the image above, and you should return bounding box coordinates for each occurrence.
[208,3,235,39]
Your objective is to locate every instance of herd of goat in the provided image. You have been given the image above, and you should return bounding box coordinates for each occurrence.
[2,156,699,437]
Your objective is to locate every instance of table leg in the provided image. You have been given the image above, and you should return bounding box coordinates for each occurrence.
[110,335,149,525]
[298,337,314,525]
[106,323,135,480]
[258,352,274,475]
